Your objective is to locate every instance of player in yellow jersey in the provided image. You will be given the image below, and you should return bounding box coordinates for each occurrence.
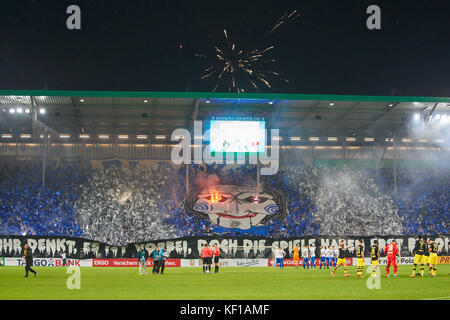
[370,240,380,278]
[428,239,438,277]
[356,239,365,278]
[410,236,425,277]
[292,244,300,269]
[331,240,350,278]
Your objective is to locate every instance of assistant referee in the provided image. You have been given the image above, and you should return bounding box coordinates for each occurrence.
[212,243,220,273]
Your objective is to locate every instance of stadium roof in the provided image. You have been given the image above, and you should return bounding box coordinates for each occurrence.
[0,90,449,141]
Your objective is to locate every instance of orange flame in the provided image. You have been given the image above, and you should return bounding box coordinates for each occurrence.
[210,190,222,203]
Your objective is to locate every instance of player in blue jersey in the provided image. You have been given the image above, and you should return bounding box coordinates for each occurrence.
[330,246,337,268]
[309,245,316,269]
[333,246,339,267]
[275,246,285,269]
[302,245,310,269]
[319,246,326,269]
[326,246,332,269]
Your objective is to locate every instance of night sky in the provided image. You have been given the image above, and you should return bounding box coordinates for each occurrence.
[1,0,449,96]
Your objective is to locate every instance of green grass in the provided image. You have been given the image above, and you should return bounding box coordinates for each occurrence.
[1,266,449,300]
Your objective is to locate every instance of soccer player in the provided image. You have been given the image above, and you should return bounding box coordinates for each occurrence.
[328,246,334,268]
[331,240,350,277]
[275,246,285,269]
[309,245,316,269]
[200,244,212,273]
[356,240,365,278]
[333,246,339,268]
[138,245,148,275]
[384,240,400,278]
[326,246,332,269]
[319,245,326,269]
[152,246,160,274]
[428,239,438,277]
[370,240,380,278]
[422,238,430,276]
[23,244,37,278]
[292,244,300,269]
[302,245,310,269]
[212,243,221,273]
[410,236,425,278]
[329,246,336,268]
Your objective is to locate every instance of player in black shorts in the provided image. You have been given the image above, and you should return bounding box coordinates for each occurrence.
[201,244,212,273]
[212,243,220,273]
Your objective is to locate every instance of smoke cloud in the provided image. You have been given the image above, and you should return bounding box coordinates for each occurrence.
[194,171,220,190]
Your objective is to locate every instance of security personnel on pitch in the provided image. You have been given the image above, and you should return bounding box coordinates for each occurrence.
[23,244,37,278]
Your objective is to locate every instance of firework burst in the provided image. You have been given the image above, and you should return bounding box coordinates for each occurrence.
[196,29,289,93]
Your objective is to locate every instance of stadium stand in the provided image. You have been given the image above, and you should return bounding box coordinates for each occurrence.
[1,162,448,245]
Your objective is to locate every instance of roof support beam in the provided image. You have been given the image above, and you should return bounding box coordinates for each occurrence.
[424,102,439,123]
[30,96,60,138]
[190,99,200,122]
[267,100,280,129]
[187,99,200,141]
[353,102,400,135]
[70,97,84,134]
[273,101,320,127]
[333,101,361,125]
[322,101,361,136]
[301,101,320,120]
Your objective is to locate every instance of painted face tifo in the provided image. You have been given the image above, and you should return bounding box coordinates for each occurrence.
[191,185,281,229]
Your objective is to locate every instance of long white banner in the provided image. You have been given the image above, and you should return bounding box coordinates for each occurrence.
[1,257,422,267]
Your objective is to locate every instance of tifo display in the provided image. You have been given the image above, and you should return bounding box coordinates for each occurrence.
[1,161,447,243]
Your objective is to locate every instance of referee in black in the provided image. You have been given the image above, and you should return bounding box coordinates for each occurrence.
[23,244,37,278]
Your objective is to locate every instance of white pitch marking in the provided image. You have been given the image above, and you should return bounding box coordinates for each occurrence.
[422,295,450,300]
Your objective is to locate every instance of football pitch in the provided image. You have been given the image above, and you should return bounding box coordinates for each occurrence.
[1,266,449,300]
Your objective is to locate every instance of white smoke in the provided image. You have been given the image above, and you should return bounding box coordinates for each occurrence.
[306,166,402,236]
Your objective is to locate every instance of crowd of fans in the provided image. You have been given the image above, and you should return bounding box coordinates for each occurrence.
[0,161,448,245]
[394,169,448,235]
[0,163,86,237]
[266,165,403,237]
[74,162,179,245]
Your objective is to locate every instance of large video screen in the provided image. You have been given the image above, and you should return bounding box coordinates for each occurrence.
[210,119,266,153]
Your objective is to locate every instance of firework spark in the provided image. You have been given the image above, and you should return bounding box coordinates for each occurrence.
[265,10,300,38]
[196,29,288,93]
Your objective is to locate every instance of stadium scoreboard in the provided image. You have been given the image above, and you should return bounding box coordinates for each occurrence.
[209,117,266,155]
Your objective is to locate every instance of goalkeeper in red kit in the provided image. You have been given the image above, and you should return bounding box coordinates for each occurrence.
[384,240,401,278]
